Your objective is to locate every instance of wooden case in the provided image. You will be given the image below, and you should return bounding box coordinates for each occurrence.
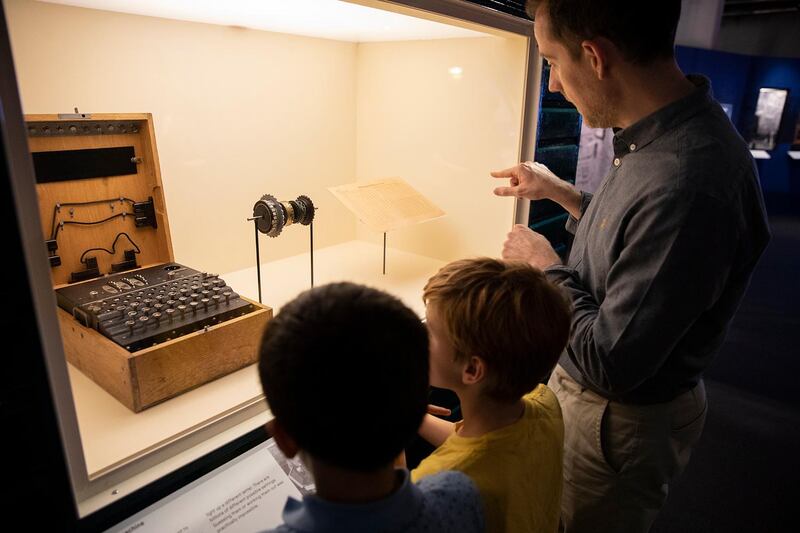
[27,113,271,412]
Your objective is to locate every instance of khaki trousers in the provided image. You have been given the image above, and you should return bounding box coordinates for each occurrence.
[548,364,707,533]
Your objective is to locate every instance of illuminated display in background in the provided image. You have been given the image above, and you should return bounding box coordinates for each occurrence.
[750,87,789,151]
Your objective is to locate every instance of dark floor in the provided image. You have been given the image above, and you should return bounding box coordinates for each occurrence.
[651,214,800,532]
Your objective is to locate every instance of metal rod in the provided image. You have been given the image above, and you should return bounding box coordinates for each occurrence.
[254,219,262,304]
[310,222,315,288]
[383,232,387,276]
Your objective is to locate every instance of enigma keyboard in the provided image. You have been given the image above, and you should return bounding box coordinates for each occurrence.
[56,263,257,352]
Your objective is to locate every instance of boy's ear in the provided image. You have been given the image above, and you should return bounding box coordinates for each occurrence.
[461,355,487,386]
[267,419,300,459]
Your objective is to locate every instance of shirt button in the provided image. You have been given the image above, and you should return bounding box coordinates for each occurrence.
[613,157,621,167]
[629,143,636,152]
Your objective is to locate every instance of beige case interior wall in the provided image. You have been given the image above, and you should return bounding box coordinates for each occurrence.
[356,37,528,260]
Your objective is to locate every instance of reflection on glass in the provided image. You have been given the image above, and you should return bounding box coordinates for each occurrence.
[750,88,788,150]
[448,66,463,78]
[266,439,316,495]
[576,123,613,194]
[5,0,530,510]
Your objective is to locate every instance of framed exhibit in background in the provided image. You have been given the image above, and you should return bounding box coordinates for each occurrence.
[750,87,789,150]
[575,124,613,194]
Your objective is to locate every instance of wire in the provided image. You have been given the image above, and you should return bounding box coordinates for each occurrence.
[52,212,135,242]
[79,232,141,265]
[49,197,137,240]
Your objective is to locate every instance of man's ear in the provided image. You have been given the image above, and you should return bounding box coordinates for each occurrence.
[267,419,300,459]
[581,37,613,80]
[461,355,487,386]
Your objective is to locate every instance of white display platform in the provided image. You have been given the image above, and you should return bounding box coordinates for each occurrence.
[750,149,771,160]
[788,150,800,160]
[71,240,446,477]
[224,239,446,318]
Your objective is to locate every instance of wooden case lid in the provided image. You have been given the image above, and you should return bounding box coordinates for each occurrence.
[26,113,174,287]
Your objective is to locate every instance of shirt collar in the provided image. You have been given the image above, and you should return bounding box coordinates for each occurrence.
[613,74,715,158]
[281,469,423,533]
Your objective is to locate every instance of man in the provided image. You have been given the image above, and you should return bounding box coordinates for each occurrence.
[491,1,770,532]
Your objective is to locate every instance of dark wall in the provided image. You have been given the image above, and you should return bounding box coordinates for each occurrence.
[717,12,800,59]
[744,56,800,200]
[675,45,800,208]
[675,46,753,127]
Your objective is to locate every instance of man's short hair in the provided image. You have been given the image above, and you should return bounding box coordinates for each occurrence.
[423,258,571,403]
[527,0,682,65]
[258,282,429,472]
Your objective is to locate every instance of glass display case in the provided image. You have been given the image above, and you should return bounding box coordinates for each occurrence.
[530,61,580,258]
[2,0,542,526]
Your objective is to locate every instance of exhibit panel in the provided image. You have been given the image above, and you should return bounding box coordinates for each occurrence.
[3,0,540,522]
[751,87,790,150]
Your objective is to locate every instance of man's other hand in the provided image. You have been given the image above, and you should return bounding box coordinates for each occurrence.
[502,224,562,269]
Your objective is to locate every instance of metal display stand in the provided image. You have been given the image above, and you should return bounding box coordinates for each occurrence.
[247,195,316,304]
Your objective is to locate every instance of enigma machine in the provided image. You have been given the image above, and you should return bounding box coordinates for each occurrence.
[28,113,271,412]
[55,264,256,353]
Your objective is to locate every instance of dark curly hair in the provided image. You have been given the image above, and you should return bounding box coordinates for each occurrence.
[258,282,429,471]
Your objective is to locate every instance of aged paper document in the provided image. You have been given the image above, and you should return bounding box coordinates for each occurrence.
[328,178,445,232]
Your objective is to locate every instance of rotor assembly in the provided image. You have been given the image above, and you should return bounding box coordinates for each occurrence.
[252,194,315,237]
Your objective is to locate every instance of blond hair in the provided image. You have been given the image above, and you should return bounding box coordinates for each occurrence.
[423,257,572,402]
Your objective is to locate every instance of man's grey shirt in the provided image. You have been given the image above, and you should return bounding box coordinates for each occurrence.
[545,75,770,404]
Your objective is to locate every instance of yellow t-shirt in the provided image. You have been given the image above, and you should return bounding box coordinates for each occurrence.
[412,384,563,533]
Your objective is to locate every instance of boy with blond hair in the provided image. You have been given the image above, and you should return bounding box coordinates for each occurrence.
[412,257,571,533]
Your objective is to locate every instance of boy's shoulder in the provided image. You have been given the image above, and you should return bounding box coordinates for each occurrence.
[263,470,483,533]
[521,384,564,448]
[416,470,484,529]
[523,384,561,418]
[417,469,478,496]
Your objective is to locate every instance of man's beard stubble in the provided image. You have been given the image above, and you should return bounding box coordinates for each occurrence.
[563,87,616,129]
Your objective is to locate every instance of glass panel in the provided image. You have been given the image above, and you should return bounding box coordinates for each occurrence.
[5,0,532,512]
